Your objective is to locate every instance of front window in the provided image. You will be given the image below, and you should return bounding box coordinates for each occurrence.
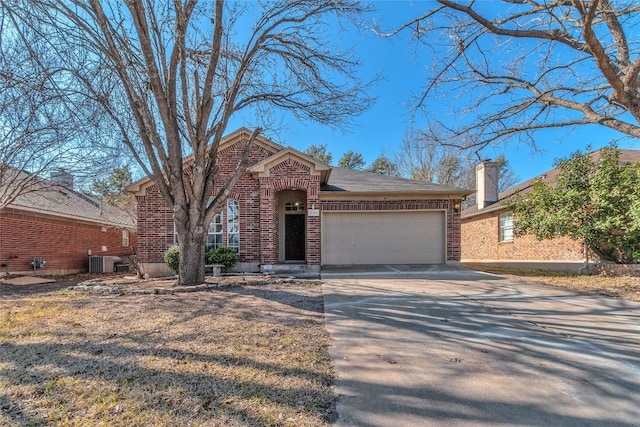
[207,212,223,250]
[499,212,514,242]
[122,229,130,247]
[227,200,240,253]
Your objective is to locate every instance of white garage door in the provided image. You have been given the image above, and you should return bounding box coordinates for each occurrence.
[321,211,445,265]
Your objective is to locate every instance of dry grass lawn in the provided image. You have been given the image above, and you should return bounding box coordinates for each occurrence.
[0,280,336,426]
[466,265,640,302]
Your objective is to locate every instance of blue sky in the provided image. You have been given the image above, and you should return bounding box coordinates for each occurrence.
[232,1,639,187]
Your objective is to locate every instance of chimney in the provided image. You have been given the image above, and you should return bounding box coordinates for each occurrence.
[476,161,499,210]
[50,168,74,189]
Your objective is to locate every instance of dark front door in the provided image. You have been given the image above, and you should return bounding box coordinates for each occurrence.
[285,214,306,261]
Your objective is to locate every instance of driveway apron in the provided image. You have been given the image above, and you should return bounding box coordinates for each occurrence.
[322,269,640,427]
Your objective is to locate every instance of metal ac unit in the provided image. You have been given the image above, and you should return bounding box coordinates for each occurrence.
[88,256,116,273]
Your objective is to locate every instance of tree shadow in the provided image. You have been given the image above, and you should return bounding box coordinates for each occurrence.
[0,285,337,425]
[220,284,325,314]
[322,277,640,426]
[0,281,73,296]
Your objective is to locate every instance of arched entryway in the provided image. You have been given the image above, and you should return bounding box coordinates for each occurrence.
[278,190,307,262]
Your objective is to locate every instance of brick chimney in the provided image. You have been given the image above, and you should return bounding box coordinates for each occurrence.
[50,169,74,189]
[476,161,499,210]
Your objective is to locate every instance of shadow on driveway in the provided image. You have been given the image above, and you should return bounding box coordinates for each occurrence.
[322,273,640,426]
[321,264,502,281]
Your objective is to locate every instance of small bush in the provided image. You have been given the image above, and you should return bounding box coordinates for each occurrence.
[164,245,180,274]
[206,247,238,270]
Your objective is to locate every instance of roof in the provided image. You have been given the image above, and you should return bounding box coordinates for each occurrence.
[322,167,472,196]
[461,148,640,219]
[126,128,285,196]
[126,127,473,198]
[2,169,135,228]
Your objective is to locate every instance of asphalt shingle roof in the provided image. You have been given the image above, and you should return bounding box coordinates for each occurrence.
[461,148,640,219]
[2,169,135,228]
[321,167,472,195]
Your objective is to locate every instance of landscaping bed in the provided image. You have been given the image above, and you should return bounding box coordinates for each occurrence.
[0,277,336,426]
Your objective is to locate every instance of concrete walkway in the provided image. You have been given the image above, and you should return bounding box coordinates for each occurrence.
[322,269,640,426]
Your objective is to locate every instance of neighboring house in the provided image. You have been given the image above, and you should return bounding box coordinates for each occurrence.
[127,128,471,277]
[0,169,136,275]
[461,150,640,272]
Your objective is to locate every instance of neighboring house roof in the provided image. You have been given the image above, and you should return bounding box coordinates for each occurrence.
[2,169,135,228]
[322,167,471,196]
[461,148,640,220]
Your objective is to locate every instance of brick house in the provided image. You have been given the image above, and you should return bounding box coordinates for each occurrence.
[127,128,471,277]
[0,170,136,275]
[461,150,640,272]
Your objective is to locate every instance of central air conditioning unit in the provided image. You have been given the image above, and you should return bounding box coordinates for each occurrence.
[88,256,117,273]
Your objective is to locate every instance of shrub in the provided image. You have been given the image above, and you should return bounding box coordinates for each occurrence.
[206,246,238,270]
[164,244,180,274]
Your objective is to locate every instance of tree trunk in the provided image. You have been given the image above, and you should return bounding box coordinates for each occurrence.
[178,228,207,285]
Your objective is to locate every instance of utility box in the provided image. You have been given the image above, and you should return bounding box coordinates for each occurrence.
[88,256,117,273]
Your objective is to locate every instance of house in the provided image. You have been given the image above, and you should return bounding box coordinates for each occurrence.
[461,150,640,272]
[127,128,472,277]
[0,169,136,275]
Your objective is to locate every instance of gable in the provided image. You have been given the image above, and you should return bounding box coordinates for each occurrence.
[247,148,331,183]
[126,128,284,196]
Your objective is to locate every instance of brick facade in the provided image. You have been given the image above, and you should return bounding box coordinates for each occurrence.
[461,209,585,269]
[0,211,136,274]
[133,131,465,274]
[135,185,174,264]
[135,139,326,270]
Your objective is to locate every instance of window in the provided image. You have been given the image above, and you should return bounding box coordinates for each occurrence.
[499,212,514,242]
[285,201,305,211]
[173,222,178,245]
[227,200,240,253]
[122,230,130,247]
[207,212,223,250]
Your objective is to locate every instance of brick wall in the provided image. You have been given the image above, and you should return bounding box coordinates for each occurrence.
[135,184,174,264]
[260,159,321,265]
[136,138,278,264]
[321,199,462,262]
[0,211,136,274]
[216,141,277,264]
[461,210,584,263]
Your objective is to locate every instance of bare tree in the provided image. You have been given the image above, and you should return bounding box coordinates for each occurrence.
[394,128,476,186]
[394,128,518,208]
[3,1,372,285]
[380,1,640,151]
[0,9,121,208]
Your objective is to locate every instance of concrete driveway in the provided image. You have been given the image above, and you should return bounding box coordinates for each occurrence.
[321,266,640,426]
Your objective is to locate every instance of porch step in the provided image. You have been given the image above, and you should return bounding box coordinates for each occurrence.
[260,263,320,278]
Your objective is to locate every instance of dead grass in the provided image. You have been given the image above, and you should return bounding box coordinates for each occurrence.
[466,265,640,302]
[0,280,336,426]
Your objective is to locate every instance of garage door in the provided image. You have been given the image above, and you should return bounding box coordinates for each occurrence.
[321,211,445,265]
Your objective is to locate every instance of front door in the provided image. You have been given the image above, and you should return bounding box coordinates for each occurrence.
[285,215,306,261]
